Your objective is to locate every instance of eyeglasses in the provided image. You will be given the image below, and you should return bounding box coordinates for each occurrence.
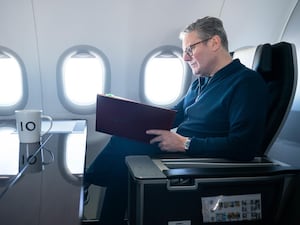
[184,37,211,57]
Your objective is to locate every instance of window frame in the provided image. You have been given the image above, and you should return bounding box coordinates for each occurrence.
[56,45,111,114]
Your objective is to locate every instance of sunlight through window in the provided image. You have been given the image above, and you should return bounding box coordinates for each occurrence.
[63,55,105,106]
[144,57,184,106]
[0,54,23,107]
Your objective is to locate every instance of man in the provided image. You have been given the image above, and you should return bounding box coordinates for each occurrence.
[85,16,269,225]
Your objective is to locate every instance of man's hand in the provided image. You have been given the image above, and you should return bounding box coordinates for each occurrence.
[146,129,188,152]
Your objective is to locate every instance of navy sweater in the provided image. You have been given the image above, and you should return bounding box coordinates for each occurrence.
[173,59,269,161]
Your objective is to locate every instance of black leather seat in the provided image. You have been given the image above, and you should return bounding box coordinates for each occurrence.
[253,42,297,156]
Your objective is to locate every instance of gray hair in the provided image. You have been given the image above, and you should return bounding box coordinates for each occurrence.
[180,16,229,51]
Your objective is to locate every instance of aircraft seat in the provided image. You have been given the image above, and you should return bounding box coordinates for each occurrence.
[254,42,297,156]
[126,42,299,225]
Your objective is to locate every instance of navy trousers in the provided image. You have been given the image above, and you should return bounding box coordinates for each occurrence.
[84,136,162,225]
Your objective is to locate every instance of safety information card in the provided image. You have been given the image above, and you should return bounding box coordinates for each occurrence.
[201,193,262,223]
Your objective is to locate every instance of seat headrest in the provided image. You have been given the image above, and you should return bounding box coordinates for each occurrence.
[252,43,272,75]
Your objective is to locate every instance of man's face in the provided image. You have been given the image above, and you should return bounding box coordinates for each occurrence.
[182,31,213,76]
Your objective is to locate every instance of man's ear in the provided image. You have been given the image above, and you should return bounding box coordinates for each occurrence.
[210,35,222,51]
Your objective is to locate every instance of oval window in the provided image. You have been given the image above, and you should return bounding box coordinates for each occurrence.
[141,46,191,107]
[57,46,110,114]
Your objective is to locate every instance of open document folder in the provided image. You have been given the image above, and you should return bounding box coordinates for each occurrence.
[95,94,176,142]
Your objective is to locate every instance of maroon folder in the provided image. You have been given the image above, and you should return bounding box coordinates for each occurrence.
[95,94,176,142]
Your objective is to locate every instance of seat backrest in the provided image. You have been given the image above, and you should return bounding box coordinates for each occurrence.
[252,42,298,156]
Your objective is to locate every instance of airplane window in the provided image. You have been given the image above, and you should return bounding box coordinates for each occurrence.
[145,57,183,104]
[141,46,191,107]
[0,47,27,115]
[57,46,110,114]
[232,46,256,68]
